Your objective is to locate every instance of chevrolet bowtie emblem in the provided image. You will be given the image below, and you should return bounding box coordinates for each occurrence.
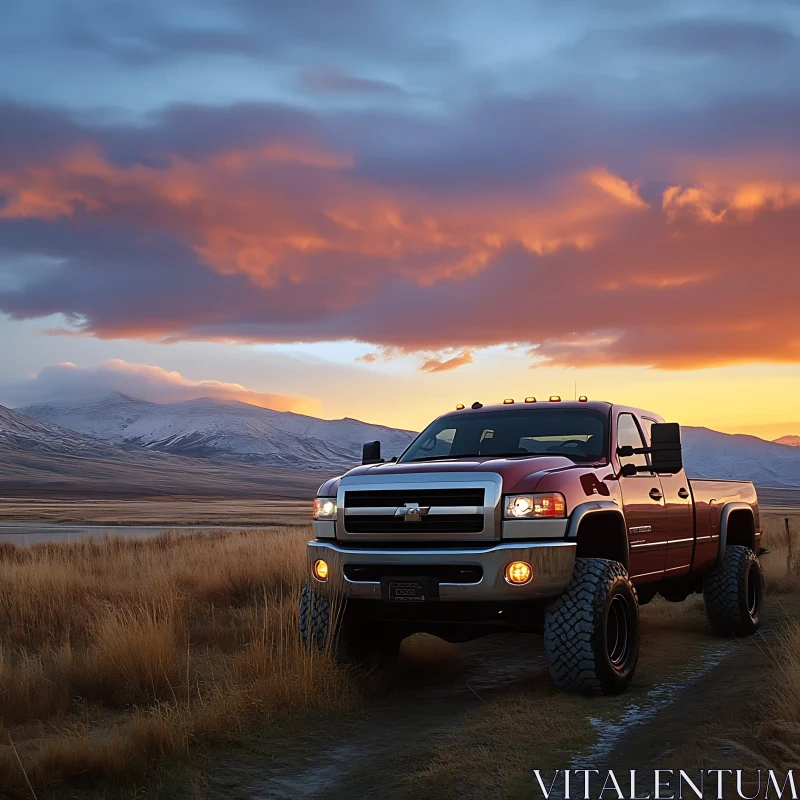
[395,502,431,521]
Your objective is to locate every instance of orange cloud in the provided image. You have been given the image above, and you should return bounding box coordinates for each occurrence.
[0,144,650,290]
[589,168,647,208]
[421,351,474,372]
[1,137,799,372]
[662,151,800,222]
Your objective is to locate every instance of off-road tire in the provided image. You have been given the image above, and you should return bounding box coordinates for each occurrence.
[299,582,400,666]
[544,558,640,695]
[299,581,335,650]
[703,545,763,637]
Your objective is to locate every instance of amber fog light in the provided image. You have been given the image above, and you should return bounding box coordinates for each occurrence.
[312,559,329,582]
[505,561,532,585]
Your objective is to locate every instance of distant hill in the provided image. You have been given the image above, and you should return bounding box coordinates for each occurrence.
[19,394,416,472]
[0,404,321,499]
[775,435,800,447]
[682,427,800,487]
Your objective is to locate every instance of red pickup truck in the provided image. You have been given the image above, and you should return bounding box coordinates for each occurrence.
[300,399,763,694]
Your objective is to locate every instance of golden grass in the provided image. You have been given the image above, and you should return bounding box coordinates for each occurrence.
[755,617,800,766]
[761,512,800,592]
[0,527,352,797]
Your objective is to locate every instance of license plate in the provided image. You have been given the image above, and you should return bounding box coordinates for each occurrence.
[381,577,438,603]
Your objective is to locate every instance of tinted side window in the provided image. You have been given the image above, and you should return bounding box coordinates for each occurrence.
[640,417,656,444]
[617,414,649,471]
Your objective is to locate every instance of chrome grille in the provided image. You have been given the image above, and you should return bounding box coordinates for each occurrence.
[344,513,485,535]
[345,488,485,508]
[336,474,502,542]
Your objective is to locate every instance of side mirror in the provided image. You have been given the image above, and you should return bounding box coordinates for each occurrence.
[649,423,682,474]
[362,440,382,465]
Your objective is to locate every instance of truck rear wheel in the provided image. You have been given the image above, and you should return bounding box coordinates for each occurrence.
[703,545,763,636]
[544,558,640,695]
[299,582,401,666]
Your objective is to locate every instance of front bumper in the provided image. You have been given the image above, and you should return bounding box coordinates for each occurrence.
[307,540,576,601]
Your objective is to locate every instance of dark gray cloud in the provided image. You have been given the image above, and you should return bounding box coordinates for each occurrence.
[298,68,407,96]
[631,18,796,56]
[8,0,457,68]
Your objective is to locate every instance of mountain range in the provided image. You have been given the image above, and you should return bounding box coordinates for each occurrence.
[2,394,800,497]
[0,403,321,499]
[18,394,415,472]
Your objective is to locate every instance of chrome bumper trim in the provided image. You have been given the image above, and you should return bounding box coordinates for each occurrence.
[502,519,568,540]
[307,540,576,601]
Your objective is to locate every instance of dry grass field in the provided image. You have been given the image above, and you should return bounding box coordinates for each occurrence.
[760,510,800,590]
[737,511,800,769]
[0,527,351,797]
[1,510,798,798]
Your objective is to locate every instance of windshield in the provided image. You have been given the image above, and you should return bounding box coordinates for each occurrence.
[399,409,608,464]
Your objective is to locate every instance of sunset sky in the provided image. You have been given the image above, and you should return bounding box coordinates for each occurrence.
[0,0,798,437]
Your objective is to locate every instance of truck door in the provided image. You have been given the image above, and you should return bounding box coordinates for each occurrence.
[641,416,694,577]
[616,413,667,582]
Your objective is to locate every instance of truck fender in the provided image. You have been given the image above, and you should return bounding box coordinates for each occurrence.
[717,502,756,567]
[565,500,629,570]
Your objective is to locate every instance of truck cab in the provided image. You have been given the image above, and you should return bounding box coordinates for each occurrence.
[301,399,763,695]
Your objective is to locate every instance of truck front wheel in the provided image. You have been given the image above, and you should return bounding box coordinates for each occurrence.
[299,582,401,666]
[703,545,763,636]
[544,558,640,695]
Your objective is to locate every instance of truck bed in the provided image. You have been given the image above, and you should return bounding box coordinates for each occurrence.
[687,478,760,570]
[688,478,758,513]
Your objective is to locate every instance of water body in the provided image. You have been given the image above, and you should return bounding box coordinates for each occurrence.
[0,523,276,546]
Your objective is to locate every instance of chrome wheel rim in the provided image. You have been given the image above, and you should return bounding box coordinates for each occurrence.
[747,568,760,619]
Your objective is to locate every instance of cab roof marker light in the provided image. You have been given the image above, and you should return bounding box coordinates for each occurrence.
[524,397,536,403]
[578,395,588,402]
[456,403,465,410]
[471,401,483,409]
[549,395,561,402]
[503,398,514,404]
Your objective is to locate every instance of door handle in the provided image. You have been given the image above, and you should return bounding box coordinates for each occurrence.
[649,488,663,501]
[678,487,690,499]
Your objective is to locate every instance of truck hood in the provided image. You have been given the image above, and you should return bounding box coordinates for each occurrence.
[318,455,584,496]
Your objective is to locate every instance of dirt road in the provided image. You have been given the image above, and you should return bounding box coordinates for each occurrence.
[186,584,794,800]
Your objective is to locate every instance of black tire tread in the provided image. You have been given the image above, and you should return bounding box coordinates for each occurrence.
[299,581,333,650]
[544,557,637,694]
[703,545,762,636]
[299,582,400,666]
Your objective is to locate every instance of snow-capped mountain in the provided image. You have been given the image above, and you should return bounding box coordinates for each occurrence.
[18,394,417,472]
[682,427,800,487]
[0,403,125,457]
[0,402,322,499]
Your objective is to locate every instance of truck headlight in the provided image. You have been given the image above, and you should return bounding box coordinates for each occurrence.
[504,493,566,519]
[313,497,337,520]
